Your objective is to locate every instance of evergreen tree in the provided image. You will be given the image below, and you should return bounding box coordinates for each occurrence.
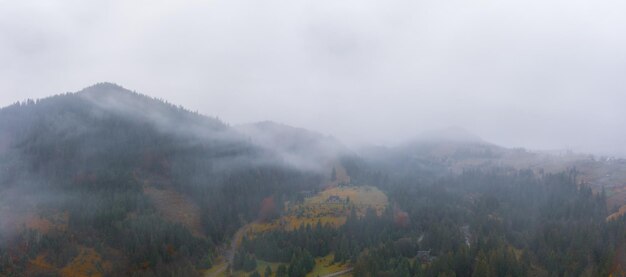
[276,264,288,277]
[264,265,272,277]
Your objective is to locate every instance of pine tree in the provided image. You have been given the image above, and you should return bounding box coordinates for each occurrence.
[264,265,272,277]
[276,264,288,277]
[472,251,491,277]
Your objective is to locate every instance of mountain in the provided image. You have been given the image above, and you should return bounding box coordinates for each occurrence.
[357,129,503,181]
[359,127,626,194]
[236,121,350,172]
[0,83,325,276]
[2,83,626,277]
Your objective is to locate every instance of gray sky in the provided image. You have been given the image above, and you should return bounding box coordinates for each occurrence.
[1,0,626,154]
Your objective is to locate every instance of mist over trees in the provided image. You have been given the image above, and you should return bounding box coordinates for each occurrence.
[0,84,323,276]
[1,84,625,276]
[241,168,620,276]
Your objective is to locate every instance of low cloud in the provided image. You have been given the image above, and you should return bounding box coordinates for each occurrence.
[1,0,625,155]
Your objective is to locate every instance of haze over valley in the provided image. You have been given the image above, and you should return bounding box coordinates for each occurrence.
[2,1,626,276]
[1,84,626,276]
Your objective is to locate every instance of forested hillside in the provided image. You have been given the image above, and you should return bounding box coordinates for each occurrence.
[238,168,624,277]
[1,84,626,277]
[0,84,325,276]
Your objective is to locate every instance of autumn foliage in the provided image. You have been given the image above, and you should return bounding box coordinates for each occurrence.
[393,206,409,228]
[258,196,278,222]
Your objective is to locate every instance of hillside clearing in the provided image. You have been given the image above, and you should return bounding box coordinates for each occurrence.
[249,186,388,235]
[143,186,204,238]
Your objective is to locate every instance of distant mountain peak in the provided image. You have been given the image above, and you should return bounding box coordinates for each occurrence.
[78,82,131,95]
[75,82,144,106]
[87,82,126,89]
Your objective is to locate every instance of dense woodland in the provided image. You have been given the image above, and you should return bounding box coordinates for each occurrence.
[1,84,626,276]
[240,169,623,276]
[0,84,321,276]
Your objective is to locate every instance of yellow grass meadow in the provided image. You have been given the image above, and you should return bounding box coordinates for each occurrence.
[249,186,388,235]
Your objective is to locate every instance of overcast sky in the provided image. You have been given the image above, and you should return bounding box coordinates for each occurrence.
[1,0,625,154]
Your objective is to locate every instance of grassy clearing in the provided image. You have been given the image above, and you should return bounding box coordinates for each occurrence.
[307,254,351,277]
[207,186,383,276]
[225,255,351,277]
[204,257,228,277]
[325,163,351,188]
[143,186,204,238]
[308,186,388,215]
[249,186,388,236]
[607,204,626,221]
[60,247,110,277]
[28,254,57,274]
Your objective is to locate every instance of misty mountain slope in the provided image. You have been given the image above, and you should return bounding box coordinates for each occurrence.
[395,131,626,195]
[0,84,326,276]
[0,83,270,200]
[399,127,503,159]
[357,127,626,191]
[356,129,500,182]
[236,121,351,172]
[1,83,332,183]
[2,84,626,277]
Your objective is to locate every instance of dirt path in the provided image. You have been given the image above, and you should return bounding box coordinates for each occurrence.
[205,223,253,277]
[227,224,251,272]
[320,268,353,277]
[206,264,227,277]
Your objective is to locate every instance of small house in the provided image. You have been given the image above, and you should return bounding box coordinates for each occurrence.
[326,195,345,204]
[417,250,436,263]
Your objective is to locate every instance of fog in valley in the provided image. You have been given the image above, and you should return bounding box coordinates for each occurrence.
[3,1,626,277]
[2,0,626,155]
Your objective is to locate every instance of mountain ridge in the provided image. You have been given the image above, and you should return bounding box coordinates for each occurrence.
[3,83,626,277]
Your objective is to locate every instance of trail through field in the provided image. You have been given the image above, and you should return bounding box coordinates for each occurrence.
[205,264,227,277]
[320,268,353,277]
